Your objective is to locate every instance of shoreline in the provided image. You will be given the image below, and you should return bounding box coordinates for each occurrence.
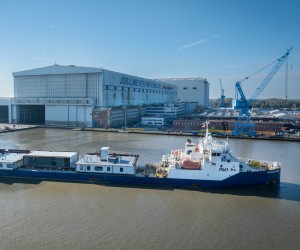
[78,127,300,142]
[0,124,299,142]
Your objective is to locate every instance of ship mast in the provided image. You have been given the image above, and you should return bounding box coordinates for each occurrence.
[205,120,209,141]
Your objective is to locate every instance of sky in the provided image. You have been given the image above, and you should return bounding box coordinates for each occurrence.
[0,0,299,100]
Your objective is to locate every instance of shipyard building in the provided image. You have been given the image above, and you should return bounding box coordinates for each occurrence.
[137,77,210,127]
[157,78,209,108]
[0,98,10,123]
[11,65,177,127]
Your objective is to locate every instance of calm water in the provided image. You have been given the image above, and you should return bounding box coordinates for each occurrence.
[0,128,299,250]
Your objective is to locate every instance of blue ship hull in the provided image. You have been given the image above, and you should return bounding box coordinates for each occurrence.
[0,168,280,189]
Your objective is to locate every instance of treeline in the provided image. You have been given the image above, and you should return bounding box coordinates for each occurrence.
[212,98,233,108]
[213,98,300,110]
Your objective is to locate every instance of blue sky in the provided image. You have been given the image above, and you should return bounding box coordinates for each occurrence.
[0,0,299,99]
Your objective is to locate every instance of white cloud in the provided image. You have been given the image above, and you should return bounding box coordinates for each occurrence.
[178,39,207,50]
[49,24,55,28]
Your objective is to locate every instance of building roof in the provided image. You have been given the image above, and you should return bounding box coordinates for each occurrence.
[13,64,102,76]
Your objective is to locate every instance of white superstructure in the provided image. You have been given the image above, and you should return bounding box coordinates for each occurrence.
[23,151,78,169]
[157,122,280,181]
[75,147,138,175]
[0,150,27,170]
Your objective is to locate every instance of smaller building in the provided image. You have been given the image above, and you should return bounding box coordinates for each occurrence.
[142,103,187,119]
[92,106,141,128]
[173,119,283,133]
[141,117,165,127]
[173,119,205,131]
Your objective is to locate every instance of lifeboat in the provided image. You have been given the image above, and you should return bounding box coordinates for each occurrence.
[181,158,201,169]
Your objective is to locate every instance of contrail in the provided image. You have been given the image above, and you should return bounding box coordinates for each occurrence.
[178,39,207,50]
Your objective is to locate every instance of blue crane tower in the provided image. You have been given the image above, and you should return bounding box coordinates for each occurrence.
[232,48,293,136]
[219,79,225,108]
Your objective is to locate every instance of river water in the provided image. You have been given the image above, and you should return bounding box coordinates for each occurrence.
[0,128,299,250]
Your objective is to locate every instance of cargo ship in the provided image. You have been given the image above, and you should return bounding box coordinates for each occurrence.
[0,123,280,189]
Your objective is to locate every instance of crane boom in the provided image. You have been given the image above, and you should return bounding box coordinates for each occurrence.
[219,79,225,107]
[232,48,293,136]
[249,48,292,105]
[235,81,247,102]
[285,55,289,103]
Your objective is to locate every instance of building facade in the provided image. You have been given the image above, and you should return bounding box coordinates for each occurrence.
[12,64,177,127]
[141,117,165,127]
[157,78,209,109]
[0,98,10,123]
[92,106,141,129]
[142,103,187,119]
[173,119,283,133]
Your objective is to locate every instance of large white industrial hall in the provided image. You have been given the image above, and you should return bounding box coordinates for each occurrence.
[11,64,177,127]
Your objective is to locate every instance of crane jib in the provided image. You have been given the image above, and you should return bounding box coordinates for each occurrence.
[232,47,293,136]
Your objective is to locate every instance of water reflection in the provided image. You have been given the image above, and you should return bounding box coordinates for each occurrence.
[201,182,300,203]
[1,177,299,203]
